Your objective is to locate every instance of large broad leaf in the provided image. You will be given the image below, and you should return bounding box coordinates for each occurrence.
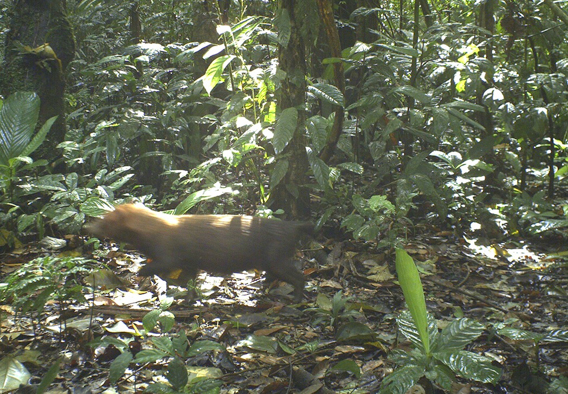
[166,357,188,391]
[187,340,226,357]
[336,322,376,342]
[0,92,40,165]
[306,146,330,189]
[436,318,485,352]
[468,134,497,160]
[397,311,438,352]
[109,351,132,384]
[202,55,236,94]
[331,359,361,378]
[21,115,57,158]
[543,329,568,343]
[379,364,424,394]
[308,83,344,107]
[445,107,485,131]
[434,351,502,384]
[273,9,291,47]
[395,249,430,354]
[498,327,545,342]
[175,185,234,214]
[81,197,115,218]
[270,158,289,189]
[0,356,31,392]
[375,43,419,58]
[273,107,297,154]
[236,335,278,354]
[392,85,431,105]
[306,115,329,154]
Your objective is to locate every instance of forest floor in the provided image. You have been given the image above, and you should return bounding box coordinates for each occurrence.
[1,224,567,393]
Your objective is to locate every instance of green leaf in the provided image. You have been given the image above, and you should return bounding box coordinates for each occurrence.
[233,123,262,147]
[36,358,62,394]
[397,311,438,351]
[143,309,161,333]
[166,357,188,391]
[379,365,424,394]
[395,249,429,354]
[337,162,364,174]
[172,331,190,357]
[336,322,375,342]
[544,329,568,343]
[434,351,501,384]
[134,349,166,363]
[411,173,447,217]
[109,351,133,384]
[65,172,78,189]
[331,359,361,378]
[308,83,345,106]
[468,135,497,160]
[278,340,296,355]
[270,159,288,189]
[151,336,175,355]
[498,327,545,342]
[236,335,278,354]
[354,222,380,241]
[446,108,486,131]
[81,198,115,218]
[437,318,484,352]
[273,107,298,154]
[203,55,235,94]
[376,44,419,58]
[443,100,485,112]
[0,92,40,165]
[341,213,365,232]
[158,311,176,333]
[306,147,330,189]
[392,85,431,105]
[106,132,118,166]
[273,9,291,47]
[186,366,223,385]
[0,356,31,392]
[431,108,450,136]
[316,292,332,310]
[108,173,134,191]
[21,115,57,158]
[175,186,234,214]
[306,115,329,154]
[369,195,395,213]
[404,125,438,144]
[188,340,226,357]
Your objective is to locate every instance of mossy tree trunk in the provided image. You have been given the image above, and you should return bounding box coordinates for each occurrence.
[316,0,345,164]
[0,0,75,163]
[269,0,311,220]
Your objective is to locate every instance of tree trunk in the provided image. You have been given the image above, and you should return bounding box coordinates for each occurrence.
[317,0,345,164]
[0,0,75,163]
[269,0,310,220]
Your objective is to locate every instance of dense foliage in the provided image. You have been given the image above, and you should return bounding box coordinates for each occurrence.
[0,0,567,243]
[2,0,568,392]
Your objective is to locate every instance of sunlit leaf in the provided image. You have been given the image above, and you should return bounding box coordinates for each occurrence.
[273,107,297,154]
[395,249,429,354]
[308,83,344,106]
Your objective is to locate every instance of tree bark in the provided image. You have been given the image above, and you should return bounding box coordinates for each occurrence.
[269,0,311,219]
[0,0,75,163]
[316,0,345,164]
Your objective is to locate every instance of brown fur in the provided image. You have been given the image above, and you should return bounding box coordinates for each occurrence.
[87,204,312,302]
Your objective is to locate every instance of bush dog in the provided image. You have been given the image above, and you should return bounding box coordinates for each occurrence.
[87,204,312,302]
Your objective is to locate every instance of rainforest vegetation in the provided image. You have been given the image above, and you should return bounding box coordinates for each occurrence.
[0,0,567,393]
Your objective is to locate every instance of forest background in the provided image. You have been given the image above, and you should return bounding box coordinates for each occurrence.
[0,0,567,393]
